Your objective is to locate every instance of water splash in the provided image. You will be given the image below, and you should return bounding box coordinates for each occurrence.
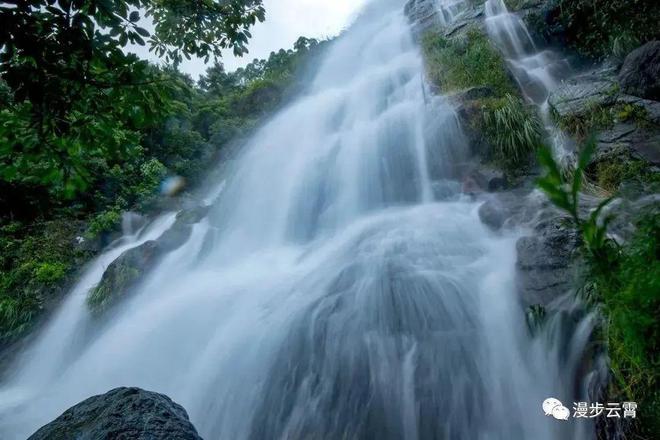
[0,1,593,438]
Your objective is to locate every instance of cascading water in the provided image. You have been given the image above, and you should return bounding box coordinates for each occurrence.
[484,0,575,161]
[484,0,569,106]
[434,0,469,26]
[1,1,593,438]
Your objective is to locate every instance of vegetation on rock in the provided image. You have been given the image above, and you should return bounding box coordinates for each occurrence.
[482,94,543,169]
[553,99,650,141]
[531,0,660,59]
[0,219,92,343]
[538,141,660,437]
[422,28,541,172]
[421,28,515,96]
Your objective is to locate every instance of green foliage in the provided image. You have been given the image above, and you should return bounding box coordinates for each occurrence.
[545,0,660,58]
[0,0,264,194]
[589,213,660,437]
[34,262,68,285]
[0,296,37,342]
[594,159,658,193]
[483,94,543,169]
[88,209,122,236]
[0,219,90,344]
[538,141,660,437]
[555,101,649,139]
[421,28,516,96]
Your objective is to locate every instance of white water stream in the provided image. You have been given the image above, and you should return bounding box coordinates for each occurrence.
[1,1,593,438]
[484,0,574,160]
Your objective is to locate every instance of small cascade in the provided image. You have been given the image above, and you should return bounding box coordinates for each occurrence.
[484,0,575,161]
[434,0,469,26]
[484,0,570,105]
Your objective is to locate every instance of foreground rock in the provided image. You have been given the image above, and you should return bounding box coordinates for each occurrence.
[618,41,660,100]
[28,387,202,440]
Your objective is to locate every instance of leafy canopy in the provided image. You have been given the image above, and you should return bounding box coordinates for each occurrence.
[0,0,264,195]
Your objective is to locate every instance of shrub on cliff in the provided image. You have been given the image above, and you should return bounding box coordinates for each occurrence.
[538,0,660,59]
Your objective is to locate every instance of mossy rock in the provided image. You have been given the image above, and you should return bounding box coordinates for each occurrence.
[86,205,210,316]
[87,241,161,315]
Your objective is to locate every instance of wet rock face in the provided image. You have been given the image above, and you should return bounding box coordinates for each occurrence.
[404,0,443,35]
[516,218,581,307]
[548,77,618,120]
[28,387,202,440]
[619,41,660,101]
[548,66,660,167]
[476,190,583,306]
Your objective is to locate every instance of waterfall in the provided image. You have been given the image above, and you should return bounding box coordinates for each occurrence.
[1,1,593,438]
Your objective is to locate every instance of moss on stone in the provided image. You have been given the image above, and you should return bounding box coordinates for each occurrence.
[593,158,659,193]
[87,266,141,314]
[554,101,650,139]
[86,240,161,316]
[34,262,68,285]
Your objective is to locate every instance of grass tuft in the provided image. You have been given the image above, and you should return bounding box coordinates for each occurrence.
[483,94,543,168]
[421,28,516,96]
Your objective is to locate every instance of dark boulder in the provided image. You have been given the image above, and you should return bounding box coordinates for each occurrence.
[478,198,508,230]
[618,41,660,100]
[548,78,618,121]
[478,188,549,231]
[28,387,202,440]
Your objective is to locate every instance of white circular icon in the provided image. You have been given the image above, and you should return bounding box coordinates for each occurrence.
[552,404,570,420]
[542,397,562,416]
[542,397,570,421]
